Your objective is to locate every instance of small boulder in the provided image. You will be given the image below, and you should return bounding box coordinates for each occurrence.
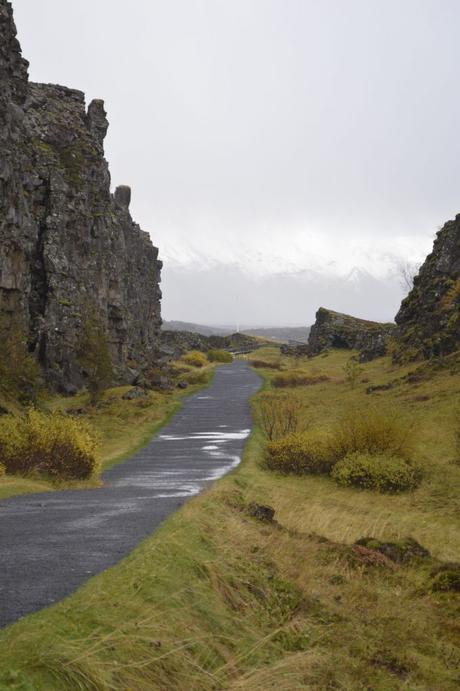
[247,502,275,522]
[122,387,146,401]
[177,381,188,389]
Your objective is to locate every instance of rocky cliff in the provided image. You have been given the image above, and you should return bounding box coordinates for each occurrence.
[395,216,460,360]
[308,308,395,361]
[0,0,162,391]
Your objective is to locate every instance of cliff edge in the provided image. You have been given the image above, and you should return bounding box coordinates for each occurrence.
[0,0,162,391]
[395,216,460,360]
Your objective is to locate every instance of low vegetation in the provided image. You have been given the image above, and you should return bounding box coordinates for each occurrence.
[0,359,216,499]
[332,451,422,493]
[207,349,233,363]
[343,354,364,389]
[0,317,42,404]
[256,391,303,440]
[454,402,460,463]
[264,430,336,474]
[0,348,459,689]
[263,398,420,494]
[77,310,113,404]
[250,358,283,370]
[331,406,416,460]
[181,350,209,367]
[0,409,100,480]
[272,371,329,387]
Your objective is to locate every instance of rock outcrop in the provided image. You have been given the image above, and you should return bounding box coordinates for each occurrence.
[395,216,460,360]
[0,0,162,391]
[308,308,395,361]
[160,330,262,356]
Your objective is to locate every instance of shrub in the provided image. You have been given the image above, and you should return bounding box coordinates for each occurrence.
[0,410,100,480]
[77,311,113,404]
[182,351,208,368]
[331,452,422,493]
[207,349,233,363]
[264,431,336,475]
[343,356,364,389]
[186,369,209,385]
[331,407,415,460]
[251,359,282,370]
[272,373,329,388]
[257,392,303,440]
[0,317,42,403]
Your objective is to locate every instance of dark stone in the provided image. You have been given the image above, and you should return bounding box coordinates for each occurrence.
[355,537,430,564]
[307,308,395,361]
[394,215,460,361]
[126,368,141,385]
[114,185,132,209]
[0,0,162,393]
[177,381,188,389]
[280,343,310,356]
[122,387,146,401]
[247,502,275,522]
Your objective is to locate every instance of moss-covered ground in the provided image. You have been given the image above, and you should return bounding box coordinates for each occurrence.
[0,349,459,689]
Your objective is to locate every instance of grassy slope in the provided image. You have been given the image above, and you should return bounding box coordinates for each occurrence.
[0,350,459,689]
[0,367,215,500]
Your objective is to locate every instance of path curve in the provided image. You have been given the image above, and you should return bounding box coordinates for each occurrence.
[0,361,261,628]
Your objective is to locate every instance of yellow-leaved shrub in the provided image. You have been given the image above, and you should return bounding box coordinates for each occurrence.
[182,351,208,368]
[264,431,337,475]
[331,452,423,493]
[0,410,100,481]
[331,407,415,460]
[207,349,233,363]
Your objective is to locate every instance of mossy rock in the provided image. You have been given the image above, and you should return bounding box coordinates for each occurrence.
[355,537,430,564]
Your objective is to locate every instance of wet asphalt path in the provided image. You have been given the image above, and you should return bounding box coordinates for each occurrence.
[0,361,261,628]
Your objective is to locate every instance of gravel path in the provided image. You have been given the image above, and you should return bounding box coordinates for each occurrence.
[0,361,261,628]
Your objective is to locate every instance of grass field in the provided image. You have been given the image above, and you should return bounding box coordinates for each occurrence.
[0,349,459,690]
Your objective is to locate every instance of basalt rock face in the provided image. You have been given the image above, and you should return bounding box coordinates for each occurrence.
[308,308,395,361]
[0,1,162,391]
[394,216,460,360]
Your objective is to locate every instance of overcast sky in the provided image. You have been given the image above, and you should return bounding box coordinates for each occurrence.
[13,0,460,325]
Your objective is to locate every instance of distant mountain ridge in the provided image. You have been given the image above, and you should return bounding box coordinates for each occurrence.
[242,327,310,344]
[162,321,310,343]
[162,321,232,337]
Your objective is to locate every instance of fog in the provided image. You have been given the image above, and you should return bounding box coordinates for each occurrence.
[13,0,460,325]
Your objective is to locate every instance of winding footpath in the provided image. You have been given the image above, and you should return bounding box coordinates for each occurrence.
[0,361,261,628]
